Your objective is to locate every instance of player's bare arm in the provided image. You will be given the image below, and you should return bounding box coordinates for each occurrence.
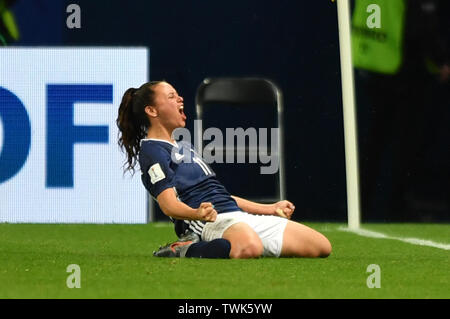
[231,195,295,219]
[158,188,217,222]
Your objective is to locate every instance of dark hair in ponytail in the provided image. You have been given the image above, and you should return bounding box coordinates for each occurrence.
[117,81,164,174]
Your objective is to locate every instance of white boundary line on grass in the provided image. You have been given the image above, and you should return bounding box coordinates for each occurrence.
[338,226,450,251]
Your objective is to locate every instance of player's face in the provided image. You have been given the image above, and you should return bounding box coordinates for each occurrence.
[152,82,186,129]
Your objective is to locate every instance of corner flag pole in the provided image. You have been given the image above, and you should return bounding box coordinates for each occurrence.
[336,0,361,229]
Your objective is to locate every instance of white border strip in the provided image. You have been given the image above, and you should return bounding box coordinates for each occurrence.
[338,226,450,251]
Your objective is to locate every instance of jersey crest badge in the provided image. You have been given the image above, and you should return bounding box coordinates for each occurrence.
[148,163,166,184]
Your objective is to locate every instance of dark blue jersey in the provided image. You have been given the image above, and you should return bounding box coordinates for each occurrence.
[138,138,241,236]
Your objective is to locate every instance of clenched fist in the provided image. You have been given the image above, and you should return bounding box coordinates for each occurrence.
[197,202,217,222]
[273,200,295,219]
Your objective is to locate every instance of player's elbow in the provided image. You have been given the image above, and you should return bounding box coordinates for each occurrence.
[159,206,175,219]
[158,202,180,219]
[157,200,177,219]
[157,189,183,219]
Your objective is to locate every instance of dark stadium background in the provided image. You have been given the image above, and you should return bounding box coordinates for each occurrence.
[9,0,449,222]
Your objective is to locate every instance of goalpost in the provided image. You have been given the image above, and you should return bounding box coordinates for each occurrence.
[336,0,361,229]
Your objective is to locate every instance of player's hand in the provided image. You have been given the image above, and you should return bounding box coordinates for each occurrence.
[273,200,295,219]
[197,202,217,222]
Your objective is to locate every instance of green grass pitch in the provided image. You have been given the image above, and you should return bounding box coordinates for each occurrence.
[0,222,448,299]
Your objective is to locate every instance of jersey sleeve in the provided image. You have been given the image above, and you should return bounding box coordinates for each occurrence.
[139,143,176,199]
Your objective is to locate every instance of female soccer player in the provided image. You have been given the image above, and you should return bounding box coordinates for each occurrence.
[117,81,332,259]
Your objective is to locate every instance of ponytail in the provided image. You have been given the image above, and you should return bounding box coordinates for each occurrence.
[117,81,163,174]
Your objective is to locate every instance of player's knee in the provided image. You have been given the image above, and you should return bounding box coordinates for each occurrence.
[300,236,332,258]
[316,237,332,258]
[230,240,263,259]
[243,240,264,258]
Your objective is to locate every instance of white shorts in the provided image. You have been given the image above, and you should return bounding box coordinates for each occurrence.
[201,211,289,257]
